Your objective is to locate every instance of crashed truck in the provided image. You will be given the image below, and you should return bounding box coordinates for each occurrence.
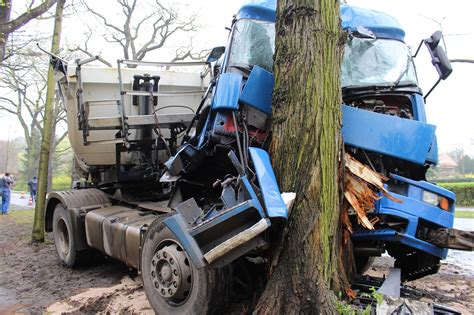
[45,0,470,313]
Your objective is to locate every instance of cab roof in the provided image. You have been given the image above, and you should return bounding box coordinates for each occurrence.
[236,1,405,41]
[236,0,276,22]
[340,4,405,41]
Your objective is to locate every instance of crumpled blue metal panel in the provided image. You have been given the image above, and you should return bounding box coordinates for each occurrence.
[249,147,288,219]
[352,173,455,259]
[211,73,243,111]
[342,105,436,165]
[410,94,439,165]
[390,173,456,204]
[351,227,448,258]
[240,66,274,115]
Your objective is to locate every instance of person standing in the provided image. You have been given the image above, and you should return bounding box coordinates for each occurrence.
[1,173,15,215]
[27,176,38,203]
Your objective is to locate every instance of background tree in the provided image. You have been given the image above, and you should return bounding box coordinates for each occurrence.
[0,58,67,181]
[0,138,23,174]
[33,0,65,242]
[81,0,198,62]
[254,0,347,313]
[0,0,57,62]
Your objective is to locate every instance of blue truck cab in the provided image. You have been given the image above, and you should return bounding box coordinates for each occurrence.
[338,4,455,281]
[161,0,456,294]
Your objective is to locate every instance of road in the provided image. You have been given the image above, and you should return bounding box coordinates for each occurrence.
[9,191,34,208]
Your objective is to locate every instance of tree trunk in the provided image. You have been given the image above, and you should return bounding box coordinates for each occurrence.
[47,104,58,192]
[0,0,12,62]
[254,0,347,313]
[25,128,41,179]
[32,0,65,242]
[0,0,57,62]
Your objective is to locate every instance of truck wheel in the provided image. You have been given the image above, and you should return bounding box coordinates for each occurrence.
[52,204,89,267]
[141,218,229,315]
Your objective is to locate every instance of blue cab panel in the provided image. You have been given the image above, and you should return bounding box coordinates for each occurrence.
[352,173,455,259]
[212,73,243,111]
[236,0,276,22]
[342,105,436,165]
[340,4,405,41]
[240,66,274,115]
[249,147,288,219]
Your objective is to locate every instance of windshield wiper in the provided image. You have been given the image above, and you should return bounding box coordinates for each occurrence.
[391,54,412,89]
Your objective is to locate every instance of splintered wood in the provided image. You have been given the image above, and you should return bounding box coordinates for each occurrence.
[344,153,401,230]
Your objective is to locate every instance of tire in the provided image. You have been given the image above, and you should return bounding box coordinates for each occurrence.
[52,204,91,267]
[394,251,440,282]
[141,218,230,315]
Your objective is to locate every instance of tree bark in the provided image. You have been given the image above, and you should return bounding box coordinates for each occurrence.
[32,0,65,242]
[254,0,347,313]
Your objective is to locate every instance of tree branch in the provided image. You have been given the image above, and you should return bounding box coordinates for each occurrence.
[450,59,474,64]
[0,0,58,34]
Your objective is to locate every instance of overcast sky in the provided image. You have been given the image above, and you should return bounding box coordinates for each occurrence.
[2,0,473,156]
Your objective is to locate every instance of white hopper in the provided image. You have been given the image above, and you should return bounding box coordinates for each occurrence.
[58,62,210,168]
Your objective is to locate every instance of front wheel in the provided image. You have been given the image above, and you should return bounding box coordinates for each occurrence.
[141,218,230,315]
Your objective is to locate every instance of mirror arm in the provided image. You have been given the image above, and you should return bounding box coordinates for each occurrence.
[413,39,424,58]
[424,77,441,101]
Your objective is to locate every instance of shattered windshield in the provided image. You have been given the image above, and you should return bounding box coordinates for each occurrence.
[341,37,418,87]
[228,19,275,72]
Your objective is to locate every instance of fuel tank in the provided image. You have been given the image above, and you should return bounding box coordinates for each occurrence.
[85,206,157,269]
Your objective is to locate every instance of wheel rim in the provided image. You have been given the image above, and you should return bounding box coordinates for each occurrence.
[150,241,192,305]
[57,218,70,256]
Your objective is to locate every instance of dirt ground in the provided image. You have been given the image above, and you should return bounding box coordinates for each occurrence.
[0,210,472,314]
[366,257,474,314]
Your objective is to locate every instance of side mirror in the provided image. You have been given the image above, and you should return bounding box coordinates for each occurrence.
[206,46,225,63]
[421,31,452,80]
[426,31,442,50]
[431,45,453,80]
[417,31,453,100]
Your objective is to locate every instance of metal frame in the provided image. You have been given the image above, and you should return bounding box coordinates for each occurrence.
[74,58,212,146]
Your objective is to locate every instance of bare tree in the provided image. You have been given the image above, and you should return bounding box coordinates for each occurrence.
[81,0,198,62]
[33,0,66,243]
[0,0,58,62]
[0,58,67,180]
[67,31,113,67]
[170,39,210,62]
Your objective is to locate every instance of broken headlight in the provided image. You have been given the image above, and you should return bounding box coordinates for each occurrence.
[421,190,450,211]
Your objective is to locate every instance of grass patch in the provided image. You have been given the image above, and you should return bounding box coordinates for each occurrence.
[439,182,474,189]
[438,182,474,207]
[455,210,474,219]
[8,207,35,225]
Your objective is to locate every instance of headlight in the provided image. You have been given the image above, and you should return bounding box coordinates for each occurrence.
[421,191,450,211]
[422,190,439,206]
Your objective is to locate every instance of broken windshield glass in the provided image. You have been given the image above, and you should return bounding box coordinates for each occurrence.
[227,19,275,72]
[341,37,417,88]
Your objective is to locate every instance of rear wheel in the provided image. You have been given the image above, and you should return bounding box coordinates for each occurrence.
[52,204,92,267]
[141,218,230,315]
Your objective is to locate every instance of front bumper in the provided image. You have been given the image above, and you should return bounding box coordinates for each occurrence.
[352,174,456,259]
